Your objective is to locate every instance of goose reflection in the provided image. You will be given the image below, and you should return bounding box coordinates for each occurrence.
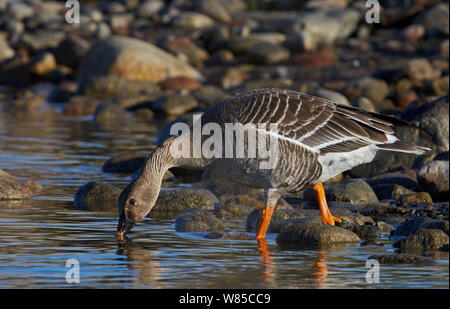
[116,240,165,288]
[257,238,275,285]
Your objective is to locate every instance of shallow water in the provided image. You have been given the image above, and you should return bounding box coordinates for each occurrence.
[0,105,448,289]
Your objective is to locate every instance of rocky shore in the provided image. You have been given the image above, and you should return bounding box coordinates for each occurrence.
[0,0,448,263]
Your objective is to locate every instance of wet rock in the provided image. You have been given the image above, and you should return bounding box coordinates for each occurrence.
[246,42,290,65]
[0,169,42,200]
[343,77,390,104]
[393,217,449,237]
[326,179,379,206]
[81,76,161,99]
[63,95,100,116]
[215,204,254,220]
[0,35,15,62]
[48,81,78,103]
[136,0,164,18]
[350,225,379,241]
[357,203,409,220]
[175,210,224,232]
[371,183,415,201]
[102,153,147,174]
[161,37,209,67]
[275,217,360,248]
[368,254,434,264]
[93,102,130,124]
[17,30,65,53]
[172,11,215,29]
[194,0,231,23]
[77,36,203,92]
[283,30,318,53]
[151,94,199,117]
[394,229,449,250]
[216,195,292,219]
[73,181,121,211]
[3,91,47,114]
[151,188,219,219]
[192,85,229,107]
[399,192,433,206]
[417,160,449,202]
[314,88,349,106]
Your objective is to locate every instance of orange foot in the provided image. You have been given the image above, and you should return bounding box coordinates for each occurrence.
[312,183,342,226]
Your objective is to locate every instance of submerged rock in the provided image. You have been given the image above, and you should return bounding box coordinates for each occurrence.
[175,210,224,232]
[150,188,219,219]
[368,254,435,264]
[0,169,42,200]
[73,182,121,211]
[394,229,449,250]
[102,153,148,174]
[275,217,360,249]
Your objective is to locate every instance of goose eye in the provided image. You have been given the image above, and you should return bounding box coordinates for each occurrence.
[129,199,136,205]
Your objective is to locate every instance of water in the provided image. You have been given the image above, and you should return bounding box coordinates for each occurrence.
[0,104,448,289]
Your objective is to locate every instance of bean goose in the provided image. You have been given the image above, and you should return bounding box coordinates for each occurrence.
[116,88,428,241]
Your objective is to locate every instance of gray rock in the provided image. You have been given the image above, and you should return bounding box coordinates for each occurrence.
[0,169,42,200]
[150,188,219,219]
[227,32,286,54]
[6,2,34,20]
[394,229,449,250]
[343,77,390,104]
[194,0,231,23]
[402,58,440,84]
[93,102,130,124]
[417,160,449,202]
[73,182,121,211]
[136,0,165,18]
[314,88,349,106]
[215,203,254,219]
[151,94,198,117]
[276,217,360,249]
[413,3,449,37]
[371,183,415,201]
[171,11,215,29]
[175,210,224,232]
[352,97,376,112]
[326,179,379,206]
[192,85,229,107]
[102,153,147,174]
[246,208,320,233]
[0,35,15,62]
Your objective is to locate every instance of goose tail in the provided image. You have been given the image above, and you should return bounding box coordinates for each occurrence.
[377,141,430,155]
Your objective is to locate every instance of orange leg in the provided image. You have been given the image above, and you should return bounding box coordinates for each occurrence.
[312,183,341,225]
[255,206,274,240]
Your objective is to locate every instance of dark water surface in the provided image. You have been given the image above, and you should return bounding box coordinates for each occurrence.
[0,100,448,289]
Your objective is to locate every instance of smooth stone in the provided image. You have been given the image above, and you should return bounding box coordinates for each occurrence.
[392,217,449,237]
[93,102,131,124]
[343,77,389,104]
[175,210,224,232]
[171,11,215,29]
[73,182,121,211]
[326,179,379,206]
[393,229,449,250]
[0,35,15,62]
[314,88,349,106]
[192,85,229,107]
[194,0,231,23]
[352,97,376,112]
[246,42,290,65]
[275,217,360,249]
[227,32,286,54]
[371,183,415,201]
[150,188,219,219]
[29,52,57,76]
[368,254,435,264]
[77,35,203,92]
[151,94,198,117]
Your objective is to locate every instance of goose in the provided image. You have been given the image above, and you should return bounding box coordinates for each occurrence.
[116,88,428,241]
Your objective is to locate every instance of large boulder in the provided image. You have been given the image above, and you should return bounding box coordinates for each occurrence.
[73,182,121,211]
[0,169,42,200]
[77,36,203,93]
[417,160,449,202]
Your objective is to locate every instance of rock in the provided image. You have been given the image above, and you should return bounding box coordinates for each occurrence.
[371,183,415,201]
[102,153,147,174]
[159,76,202,91]
[194,0,231,23]
[172,11,215,29]
[417,160,449,202]
[53,35,90,69]
[430,75,449,97]
[394,89,418,110]
[93,102,130,124]
[314,88,349,106]
[352,97,376,112]
[29,52,57,76]
[216,195,292,219]
[150,188,219,219]
[275,217,360,249]
[161,37,209,66]
[227,32,286,54]
[403,58,440,85]
[325,179,379,206]
[350,225,379,241]
[63,95,100,116]
[283,30,318,53]
[0,35,15,62]
[48,81,78,103]
[358,203,409,221]
[392,217,449,237]
[368,254,434,264]
[77,36,203,92]
[215,203,254,219]
[0,169,42,200]
[216,0,246,13]
[73,182,121,211]
[6,2,34,20]
[413,3,449,37]
[151,94,198,117]
[399,192,433,206]
[17,30,65,53]
[343,77,390,104]
[403,24,425,43]
[0,49,31,86]
[81,76,161,99]
[175,210,224,232]
[246,42,290,65]
[394,229,449,250]
[246,209,320,234]
[136,0,164,18]
[3,91,47,114]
